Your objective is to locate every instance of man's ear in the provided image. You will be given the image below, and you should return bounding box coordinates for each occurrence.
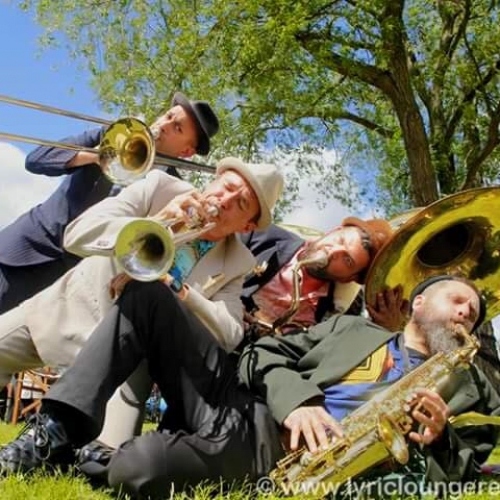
[241,221,258,233]
[412,294,424,312]
[178,146,196,158]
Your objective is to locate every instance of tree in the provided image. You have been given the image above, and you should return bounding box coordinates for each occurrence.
[17,0,500,214]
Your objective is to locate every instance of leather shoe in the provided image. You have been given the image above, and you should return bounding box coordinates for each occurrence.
[0,412,74,474]
[77,439,115,469]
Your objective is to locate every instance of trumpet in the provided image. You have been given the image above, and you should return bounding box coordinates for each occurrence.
[0,94,215,186]
[114,206,218,281]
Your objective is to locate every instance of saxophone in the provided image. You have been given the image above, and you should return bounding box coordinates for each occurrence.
[246,252,329,337]
[270,325,480,497]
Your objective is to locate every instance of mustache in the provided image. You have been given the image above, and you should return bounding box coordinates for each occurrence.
[299,243,329,267]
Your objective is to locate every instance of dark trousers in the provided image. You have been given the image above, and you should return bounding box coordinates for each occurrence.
[44,281,283,499]
[0,254,80,314]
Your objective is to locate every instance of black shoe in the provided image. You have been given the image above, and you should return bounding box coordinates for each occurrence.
[76,440,115,484]
[77,439,115,469]
[0,412,74,474]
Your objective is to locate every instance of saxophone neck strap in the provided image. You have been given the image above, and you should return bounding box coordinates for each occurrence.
[449,412,500,428]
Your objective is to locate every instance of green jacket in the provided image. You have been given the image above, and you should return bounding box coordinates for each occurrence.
[238,314,500,482]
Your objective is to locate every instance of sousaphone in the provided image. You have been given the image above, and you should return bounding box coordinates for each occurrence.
[365,187,500,321]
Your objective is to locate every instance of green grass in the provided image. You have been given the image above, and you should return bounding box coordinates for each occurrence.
[1,421,500,499]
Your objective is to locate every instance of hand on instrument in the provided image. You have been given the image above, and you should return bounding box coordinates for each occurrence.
[283,405,343,453]
[366,285,409,331]
[408,388,450,446]
[109,272,133,299]
[152,190,214,227]
[160,273,188,300]
[66,150,100,169]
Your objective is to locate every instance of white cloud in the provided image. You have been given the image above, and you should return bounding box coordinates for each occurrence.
[280,148,369,233]
[282,182,352,232]
[0,142,60,229]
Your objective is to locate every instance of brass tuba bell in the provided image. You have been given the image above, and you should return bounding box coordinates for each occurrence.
[365,187,500,321]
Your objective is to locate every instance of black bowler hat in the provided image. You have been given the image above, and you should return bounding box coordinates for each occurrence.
[409,275,487,330]
[171,92,220,156]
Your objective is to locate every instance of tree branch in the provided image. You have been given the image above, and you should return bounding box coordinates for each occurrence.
[445,58,500,144]
[463,103,500,187]
[295,30,393,93]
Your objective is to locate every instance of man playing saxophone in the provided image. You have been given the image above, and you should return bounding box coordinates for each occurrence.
[1,275,498,499]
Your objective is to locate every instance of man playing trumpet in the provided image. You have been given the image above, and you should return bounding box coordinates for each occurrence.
[0,92,219,314]
[0,272,497,498]
[0,157,283,426]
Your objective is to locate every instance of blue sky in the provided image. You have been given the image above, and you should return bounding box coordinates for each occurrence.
[0,2,353,231]
[0,2,103,152]
[0,2,109,228]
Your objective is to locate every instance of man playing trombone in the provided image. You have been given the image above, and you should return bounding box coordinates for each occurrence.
[0,92,219,314]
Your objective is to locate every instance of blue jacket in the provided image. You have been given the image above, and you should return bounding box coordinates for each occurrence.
[0,127,179,267]
[0,127,110,266]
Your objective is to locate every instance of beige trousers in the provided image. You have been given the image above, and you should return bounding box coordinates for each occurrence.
[0,302,148,448]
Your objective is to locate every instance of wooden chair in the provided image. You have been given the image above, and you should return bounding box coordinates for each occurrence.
[10,368,61,425]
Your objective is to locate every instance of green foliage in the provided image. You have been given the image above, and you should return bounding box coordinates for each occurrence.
[14,0,500,212]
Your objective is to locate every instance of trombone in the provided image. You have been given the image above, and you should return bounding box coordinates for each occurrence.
[0,94,216,186]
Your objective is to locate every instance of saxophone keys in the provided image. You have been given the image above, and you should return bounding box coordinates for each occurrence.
[377,415,410,465]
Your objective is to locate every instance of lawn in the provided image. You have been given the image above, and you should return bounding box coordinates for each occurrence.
[1,421,500,499]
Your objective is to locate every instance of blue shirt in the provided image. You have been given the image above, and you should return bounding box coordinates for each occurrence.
[169,239,215,290]
[324,336,425,421]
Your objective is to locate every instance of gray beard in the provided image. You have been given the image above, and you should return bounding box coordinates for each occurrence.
[419,322,463,356]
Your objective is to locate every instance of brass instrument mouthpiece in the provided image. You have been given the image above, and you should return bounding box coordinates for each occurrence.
[305,251,329,270]
[206,205,219,218]
[185,204,219,229]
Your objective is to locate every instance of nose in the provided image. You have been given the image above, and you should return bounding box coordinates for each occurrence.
[218,190,239,209]
[324,244,342,260]
[159,120,169,134]
[457,300,472,321]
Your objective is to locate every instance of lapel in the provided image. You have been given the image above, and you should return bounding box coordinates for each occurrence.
[187,235,255,297]
[310,324,396,386]
[242,228,304,297]
[187,240,225,297]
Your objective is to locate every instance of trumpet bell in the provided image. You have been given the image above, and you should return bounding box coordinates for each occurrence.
[99,117,155,186]
[115,219,176,281]
[365,187,500,322]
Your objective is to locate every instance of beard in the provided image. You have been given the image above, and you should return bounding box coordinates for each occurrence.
[297,243,331,280]
[417,319,464,356]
